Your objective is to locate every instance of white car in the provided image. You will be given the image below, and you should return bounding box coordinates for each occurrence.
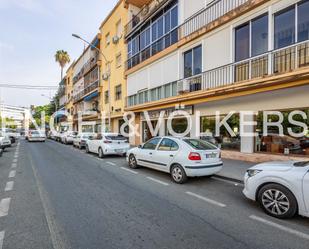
[127,137,222,184]
[73,133,96,149]
[0,133,11,150]
[61,131,78,144]
[28,130,46,142]
[86,133,130,158]
[243,161,309,219]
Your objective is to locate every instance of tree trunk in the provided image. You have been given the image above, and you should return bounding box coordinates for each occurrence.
[61,67,63,81]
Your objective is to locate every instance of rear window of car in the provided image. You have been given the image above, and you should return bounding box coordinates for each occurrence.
[31,131,40,135]
[105,135,127,141]
[294,161,309,167]
[183,139,217,150]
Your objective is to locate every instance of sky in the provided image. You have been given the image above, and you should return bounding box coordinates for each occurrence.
[0,0,118,108]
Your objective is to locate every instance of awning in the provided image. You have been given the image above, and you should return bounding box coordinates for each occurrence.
[84,91,99,102]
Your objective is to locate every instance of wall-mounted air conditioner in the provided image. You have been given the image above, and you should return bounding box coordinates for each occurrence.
[177,79,190,94]
[112,36,120,44]
[102,73,109,81]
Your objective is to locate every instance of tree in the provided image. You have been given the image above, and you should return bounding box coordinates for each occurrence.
[55,50,70,81]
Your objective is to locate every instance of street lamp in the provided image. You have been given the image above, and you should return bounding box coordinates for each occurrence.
[72,34,112,132]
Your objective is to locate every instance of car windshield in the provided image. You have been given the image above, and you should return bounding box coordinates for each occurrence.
[183,139,217,150]
[31,131,40,135]
[293,161,309,167]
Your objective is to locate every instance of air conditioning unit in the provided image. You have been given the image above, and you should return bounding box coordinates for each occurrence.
[177,79,190,94]
[102,73,109,81]
[112,36,119,44]
[141,5,149,16]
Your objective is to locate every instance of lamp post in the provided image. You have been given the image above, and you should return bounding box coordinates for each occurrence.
[72,34,112,132]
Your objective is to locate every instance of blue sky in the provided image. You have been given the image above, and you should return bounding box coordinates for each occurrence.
[0,0,118,108]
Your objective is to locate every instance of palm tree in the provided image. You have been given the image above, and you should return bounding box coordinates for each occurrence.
[55,50,70,81]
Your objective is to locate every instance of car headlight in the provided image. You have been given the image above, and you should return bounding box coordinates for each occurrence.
[247,169,262,178]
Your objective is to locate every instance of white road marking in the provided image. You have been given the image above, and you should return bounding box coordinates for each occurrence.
[186,191,226,208]
[121,167,138,174]
[250,215,309,240]
[14,155,18,159]
[106,162,116,166]
[4,181,14,192]
[8,170,16,178]
[12,159,18,163]
[0,198,11,217]
[11,163,17,168]
[0,231,4,249]
[211,176,244,186]
[146,177,169,186]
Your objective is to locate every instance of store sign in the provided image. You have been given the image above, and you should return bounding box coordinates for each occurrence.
[141,106,194,120]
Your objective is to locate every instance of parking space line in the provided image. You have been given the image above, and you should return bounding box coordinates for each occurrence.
[146,177,169,186]
[120,167,138,174]
[12,159,18,163]
[8,170,16,178]
[0,198,11,217]
[11,163,17,168]
[0,231,4,249]
[250,215,309,240]
[186,191,226,208]
[106,162,116,166]
[4,181,14,192]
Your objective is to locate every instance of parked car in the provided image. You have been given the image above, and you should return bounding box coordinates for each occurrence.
[61,131,78,144]
[243,161,309,219]
[0,132,12,151]
[127,137,223,184]
[27,130,46,142]
[86,133,130,158]
[1,128,19,144]
[73,133,96,149]
[0,148,3,157]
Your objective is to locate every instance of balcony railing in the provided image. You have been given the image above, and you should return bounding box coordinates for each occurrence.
[124,0,170,37]
[126,40,309,107]
[73,80,100,103]
[125,0,250,70]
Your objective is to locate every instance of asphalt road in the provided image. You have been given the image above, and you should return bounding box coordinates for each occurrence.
[0,139,309,249]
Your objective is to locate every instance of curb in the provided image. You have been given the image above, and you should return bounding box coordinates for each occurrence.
[213,174,244,184]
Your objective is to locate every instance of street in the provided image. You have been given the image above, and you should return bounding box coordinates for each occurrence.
[0,139,308,249]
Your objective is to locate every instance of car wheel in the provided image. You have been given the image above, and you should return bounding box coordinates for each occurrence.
[128,154,138,169]
[258,183,298,219]
[98,148,105,158]
[86,145,90,153]
[122,153,127,157]
[171,164,187,184]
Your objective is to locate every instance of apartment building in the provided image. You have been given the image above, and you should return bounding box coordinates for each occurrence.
[71,34,102,132]
[124,0,309,157]
[99,0,128,133]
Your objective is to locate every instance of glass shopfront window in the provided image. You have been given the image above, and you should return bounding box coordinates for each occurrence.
[256,109,309,156]
[200,114,240,151]
[166,118,189,136]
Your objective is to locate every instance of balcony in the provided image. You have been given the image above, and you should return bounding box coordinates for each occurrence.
[73,80,100,103]
[127,40,309,108]
[124,0,170,38]
[125,0,253,71]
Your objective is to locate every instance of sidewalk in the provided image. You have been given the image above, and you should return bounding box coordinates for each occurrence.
[215,159,255,183]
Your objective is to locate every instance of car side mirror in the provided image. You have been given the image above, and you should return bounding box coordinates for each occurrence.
[138,144,142,149]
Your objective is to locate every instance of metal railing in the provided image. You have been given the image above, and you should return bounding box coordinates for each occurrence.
[73,80,100,103]
[178,0,248,39]
[126,40,309,107]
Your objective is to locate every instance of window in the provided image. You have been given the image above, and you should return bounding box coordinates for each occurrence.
[184,45,202,78]
[104,91,109,104]
[251,14,268,56]
[116,53,122,68]
[274,7,295,49]
[235,14,268,61]
[298,0,309,42]
[115,85,122,100]
[235,23,250,61]
[140,27,151,50]
[116,19,122,38]
[143,138,161,150]
[105,33,110,46]
[171,6,178,29]
[164,84,171,98]
[158,138,179,151]
[184,139,217,150]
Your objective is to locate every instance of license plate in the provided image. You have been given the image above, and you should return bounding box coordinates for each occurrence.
[206,153,217,158]
[115,149,124,153]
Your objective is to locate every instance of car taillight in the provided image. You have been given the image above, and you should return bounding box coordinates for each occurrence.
[104,140,112,144]
[188,152,201,161]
